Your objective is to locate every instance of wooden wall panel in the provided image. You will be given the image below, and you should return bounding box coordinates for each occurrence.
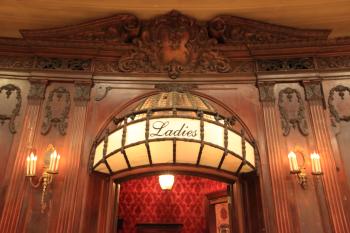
[0,79,29,218]
[0,80,44,233]
[275,83,325,233]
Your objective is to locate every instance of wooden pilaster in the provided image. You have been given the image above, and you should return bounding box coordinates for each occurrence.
[258,82,293,233]
[303,81,350,233]
[54,82,91,233]
[0,80,47,232]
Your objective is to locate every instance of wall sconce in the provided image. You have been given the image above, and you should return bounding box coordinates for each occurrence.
[25,144,60,213]
[288,151,322,189]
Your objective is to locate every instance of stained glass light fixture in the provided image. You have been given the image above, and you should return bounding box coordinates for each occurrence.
[91,91,256,177]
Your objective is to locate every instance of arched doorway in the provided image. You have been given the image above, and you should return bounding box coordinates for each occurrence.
[89,91,264,233]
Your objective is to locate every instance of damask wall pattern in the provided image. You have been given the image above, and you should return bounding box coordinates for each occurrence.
[118,175,227,233]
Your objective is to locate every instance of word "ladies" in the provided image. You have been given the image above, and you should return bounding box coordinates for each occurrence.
[150,120,197,138]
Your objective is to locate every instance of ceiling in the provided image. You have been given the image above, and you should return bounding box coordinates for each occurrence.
[1,0,350,38]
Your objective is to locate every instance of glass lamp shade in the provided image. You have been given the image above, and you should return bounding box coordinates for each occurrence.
[159,174,175,190]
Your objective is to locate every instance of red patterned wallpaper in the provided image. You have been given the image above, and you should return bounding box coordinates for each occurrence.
[118,175,227,233]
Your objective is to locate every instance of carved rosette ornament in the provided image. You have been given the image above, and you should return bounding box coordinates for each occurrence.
[328,85,350,126]
[278,88,309,136]
[0,84,22,134]
[118,10,232,79]
[41,87,71,136]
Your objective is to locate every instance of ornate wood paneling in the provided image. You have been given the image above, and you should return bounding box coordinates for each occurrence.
[0,81,46,233]
[0,11,350,233]
[328,85,350,126]
[259,83,294,233]
[0,84,22,134]
[306,95,350,233]
[278,88,309,136]
[41,87,71,136]
[55,83,90,232]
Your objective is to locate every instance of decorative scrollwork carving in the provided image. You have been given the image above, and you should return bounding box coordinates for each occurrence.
[208,16,329,44]
[0,84,22,133]
[41,87,71,136]
[316,56,350,69]
[0,56,35,69]
[278,88,309,136]
[94,86,114,101]
[35,57,91,71]
[257,57,314,72]
[328,85,350,126]
[117,10,232,79]
[21,14,141,43]
[155,83,198,92]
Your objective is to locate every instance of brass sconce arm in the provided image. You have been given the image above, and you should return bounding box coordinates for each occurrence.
[27,171,54,213]
[290,169,307,189]
[25,144,60,213]
[288,150,323,189]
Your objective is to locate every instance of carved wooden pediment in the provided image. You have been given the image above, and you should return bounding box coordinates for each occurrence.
[2,10,342,78]
[117,11,232,79]
[20,10,330,45]
[21,14,141,43]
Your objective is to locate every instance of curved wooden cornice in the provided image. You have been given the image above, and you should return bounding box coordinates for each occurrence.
[0,10,350,80]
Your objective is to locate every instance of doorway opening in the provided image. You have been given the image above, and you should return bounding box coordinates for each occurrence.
[116,174,231,233]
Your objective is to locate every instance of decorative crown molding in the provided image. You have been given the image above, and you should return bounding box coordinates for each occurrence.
[2,11,348,79]
[0,84,22,134]
[316,56,350,70]
[257,57,314,72]
[41,87,71,136]
[35,56,92,71]
[278,87,309,136]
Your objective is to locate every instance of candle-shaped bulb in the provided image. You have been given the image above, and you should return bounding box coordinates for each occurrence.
[28,152,37,176]
[26,156,30,176]
[49,150,57,172]
[33,155,37,176]
[55,153,60,172]
[311,152,321,174]
[288,151,299,172]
